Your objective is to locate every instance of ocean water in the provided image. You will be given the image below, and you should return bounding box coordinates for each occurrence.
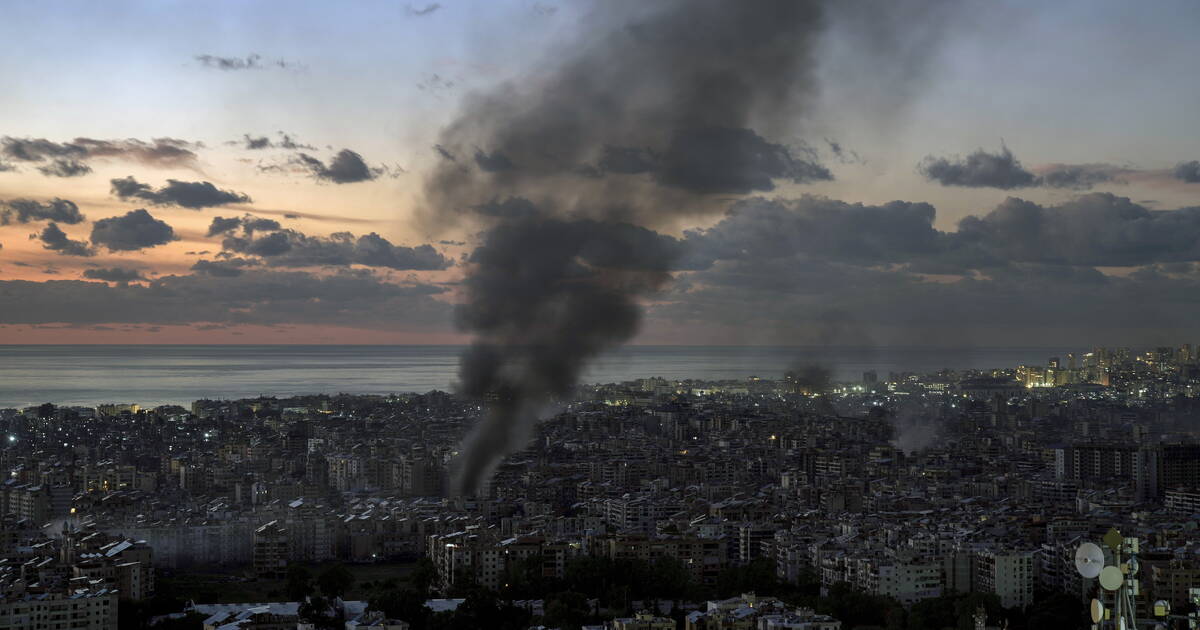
[0,345,1078,408]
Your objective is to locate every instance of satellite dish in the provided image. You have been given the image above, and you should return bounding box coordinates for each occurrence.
[1091,599,1105,623]
[1100,565,1124,591]
[1076,542,1105,578]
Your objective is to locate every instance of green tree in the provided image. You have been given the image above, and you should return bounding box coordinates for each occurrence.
[1025,592,1086,630]
[370,587,430,630]
[543,591,591,630]
[299,595,340,630]
[410,557,438,594]
[285,565,313,601]
[317,563,355,599]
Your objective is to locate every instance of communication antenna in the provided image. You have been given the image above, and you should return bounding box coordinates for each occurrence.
[1075,542,1104,579]
[1148,588,1200,628]
[1075,528,1138,630]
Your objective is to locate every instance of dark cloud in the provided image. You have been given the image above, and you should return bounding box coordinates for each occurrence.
[35,223,94,257]
[682,193,1200,272]
[82,267,146,283]
[918,146,1036,189]
[657,255,1200,347]
[0,269,449,329]
[656,127,832,193]
[1174,161,1200,183]
[416,73,456,94]
[206,214,281,237]
[921,147,1140,191]
[225,231,292,257]
[237,133,313,151]
[405,3,441,16]
[0,136,200,171]
[221,228,451,270]
[89,209,178,252]
[589,130,832,193]
[1,198,85,225]
[194,54,299,71]
[111,176,251,209]
[824,138,864,165]
[293,150,390,184]
[207,216,244,236]
[191,257,260,277]
[37,159,92,178]
[682,196,943,268]
[954,193,1200,266]
[640,192,1200,346]
[1035,163,1127,190]
[2,137,85,162]
[244,135,271,150]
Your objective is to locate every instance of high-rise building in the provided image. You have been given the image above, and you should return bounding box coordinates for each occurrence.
[0,590,117,629]
[975,551,1035,609]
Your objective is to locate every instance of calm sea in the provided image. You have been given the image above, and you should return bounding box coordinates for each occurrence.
[0,345,1079,408]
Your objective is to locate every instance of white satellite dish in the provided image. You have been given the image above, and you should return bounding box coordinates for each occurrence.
[1100,565,1124,591]
[1076,542,1105,578]
[1090,599,1105,623]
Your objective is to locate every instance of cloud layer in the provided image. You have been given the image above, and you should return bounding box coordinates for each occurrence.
[111,176,251,208]
[90,209,178,251]
[220,228,451,270]
[2,199,85,225]
[1,136,200,174]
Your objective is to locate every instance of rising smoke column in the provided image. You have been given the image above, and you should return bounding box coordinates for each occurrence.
[424,0,949,496]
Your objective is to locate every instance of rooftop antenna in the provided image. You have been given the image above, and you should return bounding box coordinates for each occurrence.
[1075,528,1138,630]
[1147,588,1200,629]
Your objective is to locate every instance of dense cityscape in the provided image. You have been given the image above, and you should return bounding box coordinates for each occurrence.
[1,345,1198,629]
[6,0,1200,628]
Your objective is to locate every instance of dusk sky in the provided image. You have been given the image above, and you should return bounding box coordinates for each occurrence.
[4,0,1200,346]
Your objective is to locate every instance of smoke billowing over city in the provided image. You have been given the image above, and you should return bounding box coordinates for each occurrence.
[428,0,955,496]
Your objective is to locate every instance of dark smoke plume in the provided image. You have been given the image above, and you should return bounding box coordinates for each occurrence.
[783,363,832,395]
[452,217,677,492]
[425,0,951,496]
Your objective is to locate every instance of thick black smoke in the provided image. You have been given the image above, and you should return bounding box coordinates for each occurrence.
[425,0,949,496]
[453,217,678,492]
[783,363,832,395]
